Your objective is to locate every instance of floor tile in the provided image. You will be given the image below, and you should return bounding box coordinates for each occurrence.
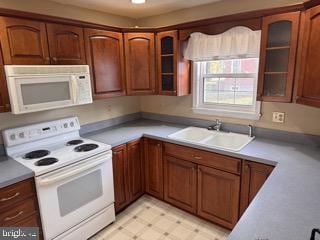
[89,195,230,240]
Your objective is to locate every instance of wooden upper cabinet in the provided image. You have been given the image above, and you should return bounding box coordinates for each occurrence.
[197,165,240,229]
[296,5,320,108]
[156,30,190,96]
[46,23,86,64]
[124,33,156,95]
[0,17,50,65]
[164,155,197,214]
[239,161,274,216]
[0,47,10,113]
[144,138,164,199]
[84,29,125,99]
[127,139,144,202]
[257,12,300,102]
[112,144,130,213]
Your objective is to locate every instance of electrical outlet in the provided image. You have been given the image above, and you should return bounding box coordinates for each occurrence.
[272,112,285,123]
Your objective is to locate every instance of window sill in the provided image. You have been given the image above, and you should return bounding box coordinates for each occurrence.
[192,106,261,120]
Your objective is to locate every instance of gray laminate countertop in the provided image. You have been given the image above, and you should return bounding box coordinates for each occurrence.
[0,155,34,188]
[84,119,320,240]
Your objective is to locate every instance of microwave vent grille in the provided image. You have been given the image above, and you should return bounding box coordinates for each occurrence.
[4,65,89,76]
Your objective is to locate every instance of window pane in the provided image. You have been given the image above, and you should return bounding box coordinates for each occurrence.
[219,78,236,91]
[205,58,259,74]
[204,78,219,103]
[200,58,258,110]
[235,92,254,105]
[240,59,259,73]
[218,91,235,104]
[235,78,254,92]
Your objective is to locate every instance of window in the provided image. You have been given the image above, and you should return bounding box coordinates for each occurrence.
[193,58,261,120]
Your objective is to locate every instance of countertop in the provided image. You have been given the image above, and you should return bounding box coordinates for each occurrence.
[0,155,34,188]
[1,118,319,239]
[84,119,320,240]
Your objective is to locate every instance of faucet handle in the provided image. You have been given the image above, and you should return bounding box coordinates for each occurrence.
[248,124,254,138]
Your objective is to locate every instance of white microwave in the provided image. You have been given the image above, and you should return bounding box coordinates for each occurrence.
[5,65,93,114]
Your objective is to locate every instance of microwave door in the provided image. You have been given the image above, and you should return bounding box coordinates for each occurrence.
[14,76,74,114]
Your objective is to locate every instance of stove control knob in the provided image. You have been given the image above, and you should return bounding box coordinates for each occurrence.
[70,121,74,127]
[64,123,68,128]
[19,132,25,139]
[10,134,16,141]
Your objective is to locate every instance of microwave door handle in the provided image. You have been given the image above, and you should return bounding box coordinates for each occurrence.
[37,157,108,186]
[71,76,79,103]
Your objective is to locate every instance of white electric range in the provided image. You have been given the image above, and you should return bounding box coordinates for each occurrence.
[2,117,115,240]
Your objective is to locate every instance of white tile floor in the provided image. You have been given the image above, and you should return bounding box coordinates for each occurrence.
[90,195,230,240]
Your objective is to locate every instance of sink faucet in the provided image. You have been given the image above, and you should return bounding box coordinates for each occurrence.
[248,125,254,137]
[208,119,222,131]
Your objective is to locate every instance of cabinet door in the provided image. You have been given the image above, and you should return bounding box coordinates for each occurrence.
[156,30,190,96]
[144,138,163,199]
[0,17,50,65]
[164,155,197,213]
[46,23,86,64]
[84,29,126,99]
[112,144,130,213]
[296,5,320,108]
[124,33,156,95]
[127,139,144,202]
[198,165,240,229]
[239,161,274,216]
[257,12,300,102]
[0,47,10,113]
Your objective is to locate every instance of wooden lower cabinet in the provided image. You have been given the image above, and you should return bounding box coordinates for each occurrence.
[164,155,197,213]
[127,139,144,201]
[198,165,240,229]
[144,138,164,199]
[116,138,274,230]
[112,139,144,213]
[112,144,129,212]
[239,160,274,216]
[0,179,42,238]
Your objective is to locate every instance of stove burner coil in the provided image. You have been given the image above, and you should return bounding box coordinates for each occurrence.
[34,157,58,166]
[24,150,50,159]
[74,144,99,152]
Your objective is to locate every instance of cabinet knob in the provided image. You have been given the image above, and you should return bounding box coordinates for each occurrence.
[52,57,58,62]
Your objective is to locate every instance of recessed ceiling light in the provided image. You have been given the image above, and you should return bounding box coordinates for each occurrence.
[131,0,146,4]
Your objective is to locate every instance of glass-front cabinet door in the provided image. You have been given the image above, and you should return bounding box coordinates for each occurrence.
[156,30,190,96]
[257,12,300,102]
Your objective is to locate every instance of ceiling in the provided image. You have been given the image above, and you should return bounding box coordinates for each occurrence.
[50,0,222,19]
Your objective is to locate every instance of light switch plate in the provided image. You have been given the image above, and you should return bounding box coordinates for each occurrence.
[272,112,285,123]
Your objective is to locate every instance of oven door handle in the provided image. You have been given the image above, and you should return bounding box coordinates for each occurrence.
[37,157,108,186]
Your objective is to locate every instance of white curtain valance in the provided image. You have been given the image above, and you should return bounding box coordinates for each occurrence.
[184,26,261,61]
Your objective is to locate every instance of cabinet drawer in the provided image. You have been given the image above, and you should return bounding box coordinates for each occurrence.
[164,143,241,174]
[0,179,35,208]
[0,197,38,226]
[15,213,41,227]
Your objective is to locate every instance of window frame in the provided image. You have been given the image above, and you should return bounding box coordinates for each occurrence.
[192,61,261,120]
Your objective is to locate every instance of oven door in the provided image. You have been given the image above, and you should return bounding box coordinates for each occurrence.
[10,75,78,114]
[35,151,114,240]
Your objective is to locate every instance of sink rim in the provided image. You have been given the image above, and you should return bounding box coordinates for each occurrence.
[168,126,255,152]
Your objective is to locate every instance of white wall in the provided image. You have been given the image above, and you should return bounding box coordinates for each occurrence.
[139,95,320,136]
[0,97,140,144]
